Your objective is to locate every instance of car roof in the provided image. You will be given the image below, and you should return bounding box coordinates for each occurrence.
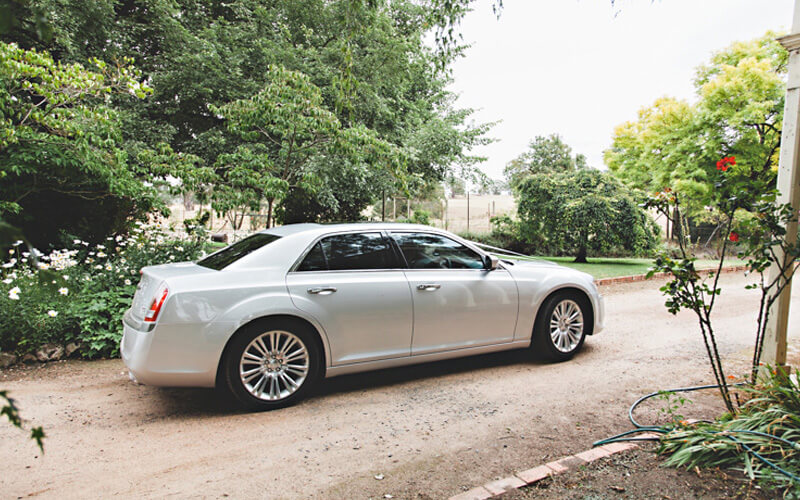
[260,222,439,238]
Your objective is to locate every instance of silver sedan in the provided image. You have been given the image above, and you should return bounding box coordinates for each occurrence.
[121,223,604,410]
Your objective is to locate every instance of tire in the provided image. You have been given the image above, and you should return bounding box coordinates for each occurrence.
[532,291,591,362]
[222,318,322,411]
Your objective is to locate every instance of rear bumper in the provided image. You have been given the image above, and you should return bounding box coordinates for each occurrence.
[121,311,218,388]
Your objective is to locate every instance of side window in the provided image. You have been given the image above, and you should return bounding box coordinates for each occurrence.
[296,242,327,271]
[391,232,485,270]
[296,232,395,271]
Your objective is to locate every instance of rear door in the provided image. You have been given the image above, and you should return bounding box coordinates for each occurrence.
[286,231,413,365]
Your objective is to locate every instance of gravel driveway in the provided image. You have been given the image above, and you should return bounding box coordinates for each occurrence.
[2,272,799,499]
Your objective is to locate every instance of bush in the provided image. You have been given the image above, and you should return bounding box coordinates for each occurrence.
[0,221,205,358]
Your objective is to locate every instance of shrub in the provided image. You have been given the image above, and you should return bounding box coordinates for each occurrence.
[0,221,205,358]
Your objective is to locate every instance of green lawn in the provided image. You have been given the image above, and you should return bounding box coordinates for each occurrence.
[539,256,746,279]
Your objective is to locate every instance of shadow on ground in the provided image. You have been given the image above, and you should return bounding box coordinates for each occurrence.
[148,344,595,418]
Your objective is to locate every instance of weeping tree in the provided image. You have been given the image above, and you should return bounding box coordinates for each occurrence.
[516,169,659,262]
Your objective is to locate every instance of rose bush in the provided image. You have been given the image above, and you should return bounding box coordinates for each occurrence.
[0,221,205,359]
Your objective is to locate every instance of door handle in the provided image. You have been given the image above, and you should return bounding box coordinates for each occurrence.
[307,286,337,295]
[416,283,441,291]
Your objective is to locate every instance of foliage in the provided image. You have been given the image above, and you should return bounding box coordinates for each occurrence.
[504,133,587,188]
[659,369,800,495]
[211,64,404,228]
[0,221,205,358]
[605,32,787,219]
[645,155,800,414]
[516,169,658,262]
[0,41,155,248]
[1,0,493,228]
[1,390,44,451]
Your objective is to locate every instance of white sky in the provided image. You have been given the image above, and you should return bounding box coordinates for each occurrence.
[448,0,795,181]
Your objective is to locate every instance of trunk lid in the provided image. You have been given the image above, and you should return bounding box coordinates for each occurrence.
[129,262,215,321]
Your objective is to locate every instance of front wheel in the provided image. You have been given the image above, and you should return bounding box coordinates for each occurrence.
[532,291,590,362]
[222,318,321,411]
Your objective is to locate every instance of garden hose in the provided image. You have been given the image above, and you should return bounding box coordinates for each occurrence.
[592,383,800,484]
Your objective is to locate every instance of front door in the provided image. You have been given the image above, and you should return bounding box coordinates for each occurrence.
[286,231,413,365]
[389,232,519,355]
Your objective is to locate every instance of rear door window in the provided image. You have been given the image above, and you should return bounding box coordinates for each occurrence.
[296,232,395,271]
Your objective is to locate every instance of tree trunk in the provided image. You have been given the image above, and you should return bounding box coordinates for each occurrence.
[266,198,274,229]
[671,205,681,241]
[574,246,588,263]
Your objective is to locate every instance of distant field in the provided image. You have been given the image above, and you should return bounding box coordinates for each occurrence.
[433,194,515,233]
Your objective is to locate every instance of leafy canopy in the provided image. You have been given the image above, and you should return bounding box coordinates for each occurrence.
[516,169,658,262]
[0,42,155,247]
[504,133,587,188]
[604,31,787,215]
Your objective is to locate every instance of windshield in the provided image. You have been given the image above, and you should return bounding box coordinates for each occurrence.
[197,233,282,270]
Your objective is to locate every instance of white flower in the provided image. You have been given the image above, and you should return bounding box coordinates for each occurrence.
[73,239,82,245]
[81,241,89,246]
[38,262,50,270]
[176,246,183,252]
[47,310,58,317]
[8,286,20,300]
[22,252,29,258]
[97,252,106,258]
[95,264,103,270]
[8,249,14,255]
[97,244,105,250]
[2,259,16,268]
[63,275,70,280]
[2,278,12,284]
[58,287,69,296]
[105,264,113,271]
[124,279,131,285]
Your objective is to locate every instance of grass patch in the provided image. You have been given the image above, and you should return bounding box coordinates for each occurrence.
[538,256,746,279]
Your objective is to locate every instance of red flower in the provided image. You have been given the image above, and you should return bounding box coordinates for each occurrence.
[729,232,740,242]
[716,156,736,171]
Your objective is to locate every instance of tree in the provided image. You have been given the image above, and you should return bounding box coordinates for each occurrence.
[605,32,787,219]
[504,133,587,188]
[212,65,403,227]
[516,169,658,262]
[0,42,154,248]
[2,0,493,225]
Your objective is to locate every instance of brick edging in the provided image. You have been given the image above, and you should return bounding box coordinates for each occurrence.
[448,435,660,499]
[594,265,748,287]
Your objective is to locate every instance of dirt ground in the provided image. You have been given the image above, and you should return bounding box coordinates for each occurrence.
[2,272,799,499]
[501,445,772,500]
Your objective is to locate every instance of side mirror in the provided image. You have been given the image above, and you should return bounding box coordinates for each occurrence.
[483,254,500,271]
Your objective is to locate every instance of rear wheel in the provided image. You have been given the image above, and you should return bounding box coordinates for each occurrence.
[533,291,590,362]
[222,318,321,410]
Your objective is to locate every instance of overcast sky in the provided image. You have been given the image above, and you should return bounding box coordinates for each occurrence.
[448,0,794,181]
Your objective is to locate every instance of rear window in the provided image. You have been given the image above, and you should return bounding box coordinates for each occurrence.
[197,233,281,270]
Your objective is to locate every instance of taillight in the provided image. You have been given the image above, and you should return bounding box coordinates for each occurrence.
[144,284,169,322]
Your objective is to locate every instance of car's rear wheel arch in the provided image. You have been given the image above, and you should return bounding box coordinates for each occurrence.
[215,314,328,389]
[532,287,595,344]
